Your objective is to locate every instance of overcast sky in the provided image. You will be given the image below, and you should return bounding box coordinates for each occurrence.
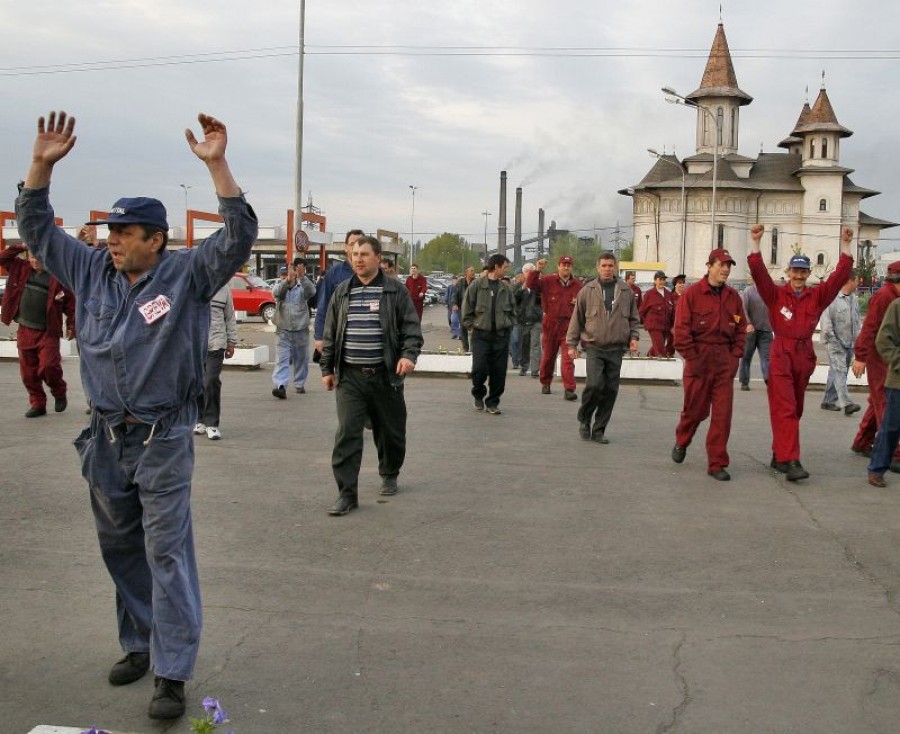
[3,1,899,249]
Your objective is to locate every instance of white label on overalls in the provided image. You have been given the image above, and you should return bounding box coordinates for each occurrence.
[139,295,171,324]
[369,302,379,312]
[780,306,793,321]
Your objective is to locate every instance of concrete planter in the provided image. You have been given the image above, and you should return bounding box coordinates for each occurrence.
[224,345,269,369]
[0,339,73,360]
[416,352,472,374]
[809,362,868,387]
[571,355,684,383]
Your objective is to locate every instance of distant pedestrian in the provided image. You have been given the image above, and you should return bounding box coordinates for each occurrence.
[454,265,476,351]
[381,258,398,278]
[445,275,461,339]
[405,263,428,322]
[866,298,900,487]
[738,283,773,391]
[194,284,237,439]
[625,271,643,312]
[672,274,687,304]
[639,270,675,357]
[271,258,316,399]
[462,254,516,414]
[820,271,861,415]
[567,252,639,443]
[320,236,423,515]
[514,262,543,376]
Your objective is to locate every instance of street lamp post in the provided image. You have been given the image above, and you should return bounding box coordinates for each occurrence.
[648,148,687,273]
[409,185,418,263]
[179,183,191,218]
[662,87,719,251]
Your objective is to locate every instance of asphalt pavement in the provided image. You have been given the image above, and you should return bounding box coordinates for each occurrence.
[3,306,900,733]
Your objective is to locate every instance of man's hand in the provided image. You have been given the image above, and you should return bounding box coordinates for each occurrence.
[567,347,578,360]
[536,258,547,272]
[322,374,335,391]
[746,323,755,334]
[25,111,77,189]
[749,224,764,253]
[315,339,324,352]
[225,344,235,359]
[840,226,854,256]
[185,113,228,163]
[396,358,416,376]
[629,339,638,353]
[77,225,97,246]
[852,359,866,378]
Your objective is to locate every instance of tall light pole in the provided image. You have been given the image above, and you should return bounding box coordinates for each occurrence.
[409,185,418,263]
[648,148,687,273]
[662,86,719,251]
[482,210,492,253]
[179,183,191,217]
[294,0,306,260]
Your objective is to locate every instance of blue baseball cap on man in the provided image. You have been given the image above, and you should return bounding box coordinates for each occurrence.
[87,197,169,231]
[788,254,811,270]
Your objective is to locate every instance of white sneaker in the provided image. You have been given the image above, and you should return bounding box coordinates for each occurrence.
[206,426,222,440]
[193,423,207,435]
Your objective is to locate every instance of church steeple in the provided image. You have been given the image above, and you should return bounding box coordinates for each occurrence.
[794,82,852,166]
[685,23,752,156]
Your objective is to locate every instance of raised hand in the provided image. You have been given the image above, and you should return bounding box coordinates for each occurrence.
[185,113,228,163]
[750,224,764,242]
[33,111,77,165]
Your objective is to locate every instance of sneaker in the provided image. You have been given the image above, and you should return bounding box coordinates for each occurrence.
[541,385,551,395]
[564,390,578,401]
[820,403,840,411]
[54,396,68,412]
[473,398,485,411]
[148,676,186,720]
[380,476,398,496]
[844,402,861,416]
[108,651,150,686]
[740,384,750,391]
[296,386,306,394]
[25,407,46,418]
[206,426,222,440]
[485,406,502,415]
[193,423,207,435]
[272,385,287,400]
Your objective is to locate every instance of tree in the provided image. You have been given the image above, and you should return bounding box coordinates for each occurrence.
[546,233,603,277]
[415,233,482,275]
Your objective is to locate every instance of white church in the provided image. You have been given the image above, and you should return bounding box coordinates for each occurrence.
[622,22,895,282]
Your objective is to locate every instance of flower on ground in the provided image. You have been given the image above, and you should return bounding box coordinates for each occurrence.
[190,694,233,733]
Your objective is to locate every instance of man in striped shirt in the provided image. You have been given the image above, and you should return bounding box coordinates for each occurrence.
[320,235,423,516]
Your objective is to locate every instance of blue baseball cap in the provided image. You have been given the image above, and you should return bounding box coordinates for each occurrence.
[87,197,169,231]
[788,254,811,270]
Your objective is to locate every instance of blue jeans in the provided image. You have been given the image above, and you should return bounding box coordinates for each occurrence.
[822,341,853,407]
[272,329,310,388]
[739,329,772,385]
[74,406,201,680]
[868,387,900,476]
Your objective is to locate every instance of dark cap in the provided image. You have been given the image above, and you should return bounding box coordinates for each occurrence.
[653,270,667,280]
[87,197,168,231]
[558,255,573,265]
[788,254,811,270]
[672,273,687,284]
[707,248,736,266]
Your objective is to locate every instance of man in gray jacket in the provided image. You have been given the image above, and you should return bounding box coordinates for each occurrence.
[271,258,317,398]
[566,252,639,443]
[194,284,237,439]
[821,270,861,414]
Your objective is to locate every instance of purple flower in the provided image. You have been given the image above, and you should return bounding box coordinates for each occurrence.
[202,696,220,713]
[82,729,111,734]
[212,707,230,725]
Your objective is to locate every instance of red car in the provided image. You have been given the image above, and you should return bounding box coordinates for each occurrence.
[229,273,276,322]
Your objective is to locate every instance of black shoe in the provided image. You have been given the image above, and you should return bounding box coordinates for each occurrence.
[672,445,687,464]
[590,431,609,444]
[54,396,67,412]
[485,406,502,415]
[541,384,551,394]
[108,651,150,686]
[25,407,47,418]
[820,403,840,411]
[473,398,485,412]
[380,476,398,496]
[328,496,358,516]
[579,423,591,440]
[785,461,809,482]
[148,676,186,720]
[272,385,287,400]
[519,368,527,376]
[844,403,861,415]
[564,390,578,401]
[770,455,789,473]
[709,469,731,481]
[740,384,750,391]
[295,386,306,394]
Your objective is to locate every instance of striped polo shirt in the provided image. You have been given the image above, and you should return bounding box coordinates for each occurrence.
[343,271,385,365]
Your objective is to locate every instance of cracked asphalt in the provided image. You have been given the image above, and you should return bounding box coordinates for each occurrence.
[3,311,900,733]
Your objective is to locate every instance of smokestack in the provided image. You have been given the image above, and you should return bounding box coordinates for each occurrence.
[498,171,507,257]
[538,208,545,258]
[514,187,522,269]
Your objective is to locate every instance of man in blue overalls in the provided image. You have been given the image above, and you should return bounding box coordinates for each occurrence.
[15,110,258,721]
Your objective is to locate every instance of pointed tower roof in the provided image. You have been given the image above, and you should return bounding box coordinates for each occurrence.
[685,23,752,105]
[794,88,853,137]
[778,102,812,149]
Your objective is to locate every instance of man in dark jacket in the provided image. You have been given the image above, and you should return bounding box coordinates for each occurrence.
[514,262,543,376]
[0,243,75,416]
[454,265,476,351]
[320,236,423,516]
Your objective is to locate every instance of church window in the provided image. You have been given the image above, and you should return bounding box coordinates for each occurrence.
[717,223,725,247]
[816,253,825,266]
[810,139,816,159]
[730,108,737,147]
[716,107,724,146]
[821,137,828,158]
[819,198,827,212]
[771,228,779,265]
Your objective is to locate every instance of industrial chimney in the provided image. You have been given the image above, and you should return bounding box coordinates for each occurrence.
[538,208,545,258]
[498,171,507,258]
[514,187,522,269]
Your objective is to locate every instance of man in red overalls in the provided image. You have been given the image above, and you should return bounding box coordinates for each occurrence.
[405,263,428,322]
[639,270,676,356]
[526,255,582,400]
[748,224,854,481]
[672,248,746,481]
[850,262,900,467]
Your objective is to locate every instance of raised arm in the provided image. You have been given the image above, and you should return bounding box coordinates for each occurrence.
[24,111,77,189]
[185,114,241,198]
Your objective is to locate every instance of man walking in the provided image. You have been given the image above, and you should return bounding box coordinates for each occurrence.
[567,252,639,443]
[526,255,582,400]
[314,229,364,354]
[672,248,746,481]
[639,270,675,357]
[320,236,422,515]
[625,271,643,312]
[454,265,476,351]
[514,261,543,376]
[738,283,773,391]
[462,254,516,414]
[748,224,854,481]
[194,283,237,440]
[820,271,861,414]
[866,297,900,487]
[0,243,75,416]
[16,111,257,719]
[271,258,316,399]
[405,263,428,322]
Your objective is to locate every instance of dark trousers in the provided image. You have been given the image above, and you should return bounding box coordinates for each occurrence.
[461,326,471,352]
[471,329,509,408]
[197,348,225,427]
[869,387,900,476]
[578,348,624,434]
[332,366,408,498]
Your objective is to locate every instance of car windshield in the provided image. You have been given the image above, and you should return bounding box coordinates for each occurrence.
[245,274,268,289]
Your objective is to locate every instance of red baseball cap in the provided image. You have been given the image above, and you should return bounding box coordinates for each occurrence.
[558,256,573,265]
[707,248,736,265]
[888,261,900,275]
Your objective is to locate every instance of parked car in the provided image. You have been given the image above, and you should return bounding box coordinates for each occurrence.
[229,272,276,322]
